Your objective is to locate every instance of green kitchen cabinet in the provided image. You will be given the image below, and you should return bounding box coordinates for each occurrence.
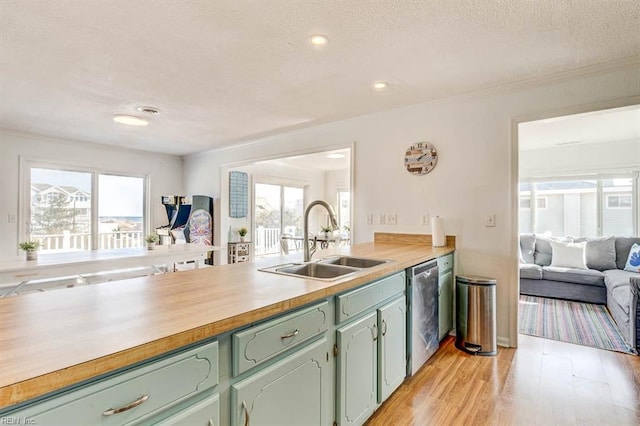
[378,296,406,403]
[336,311,378,426]
[437,254,454,340]
[230,337,331,426]
[336,272,406,426]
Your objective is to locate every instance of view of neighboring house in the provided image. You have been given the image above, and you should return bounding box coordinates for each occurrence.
[519,178,634,237]
[30,183,143,251]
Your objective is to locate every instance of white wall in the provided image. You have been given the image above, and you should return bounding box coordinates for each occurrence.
[0,131,184,259]
[520,138,640,178]
[184,64,640,346]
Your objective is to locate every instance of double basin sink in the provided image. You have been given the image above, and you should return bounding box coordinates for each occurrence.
[259,256,392,281]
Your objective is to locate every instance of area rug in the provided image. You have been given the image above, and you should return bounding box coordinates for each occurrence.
[519,295,635,354]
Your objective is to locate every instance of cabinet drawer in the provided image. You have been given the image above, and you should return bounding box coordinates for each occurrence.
[11,341,219,425]
[437,253,453,273]
[336,272,405,324]
[233,301,329,376]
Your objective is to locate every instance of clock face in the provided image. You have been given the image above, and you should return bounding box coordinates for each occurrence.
[404,142,438,175]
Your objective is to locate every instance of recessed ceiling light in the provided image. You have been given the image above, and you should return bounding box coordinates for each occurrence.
[326,153,345,159]
[373,81,388,90]
[309,34,328,46]
[113,115,149,126]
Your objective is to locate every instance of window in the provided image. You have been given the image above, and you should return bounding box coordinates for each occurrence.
[254,183,304,256]
[337,190,351,231]
[607,194,632,209]
[25,164,146,252]
[519,175,637,238]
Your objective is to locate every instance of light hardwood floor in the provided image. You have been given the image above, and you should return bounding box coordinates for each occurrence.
[366,335,640,425]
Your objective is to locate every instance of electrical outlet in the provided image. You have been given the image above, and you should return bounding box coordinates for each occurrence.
[8,213,16,223]
[386,213,397,225]
[485,213,496,227]
[420,213,429,226]
[366,214,373,225]
[378,214,386,225]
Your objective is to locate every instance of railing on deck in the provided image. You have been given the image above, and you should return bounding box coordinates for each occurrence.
[33,231,144,252]
[254,227,281,256]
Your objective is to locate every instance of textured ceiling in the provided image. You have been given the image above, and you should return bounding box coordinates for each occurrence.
[1,1,639,156]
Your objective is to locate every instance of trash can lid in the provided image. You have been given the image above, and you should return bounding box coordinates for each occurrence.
[456,274,497,285]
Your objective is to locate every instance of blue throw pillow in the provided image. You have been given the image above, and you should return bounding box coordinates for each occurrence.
[624,243,640,273]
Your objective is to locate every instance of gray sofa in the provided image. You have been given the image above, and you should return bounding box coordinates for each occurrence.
[520,234,640,353]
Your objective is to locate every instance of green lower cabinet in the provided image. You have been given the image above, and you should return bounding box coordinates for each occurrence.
[230,337,330,426]
[336,311,378,426]
[438,270,454,340]
[154,394,219,426]
[378,296,406,403]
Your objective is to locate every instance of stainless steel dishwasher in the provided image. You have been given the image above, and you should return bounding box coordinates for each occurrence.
[406,259,439,376]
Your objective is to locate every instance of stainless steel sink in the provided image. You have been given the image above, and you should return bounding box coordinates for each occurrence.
[317,256,391,268]
[259,262,359,281]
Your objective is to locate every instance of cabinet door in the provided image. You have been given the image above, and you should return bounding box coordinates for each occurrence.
[231,338,330,426]
[438,270,454,340]
[378,296,406,403]
[336,311,378,426]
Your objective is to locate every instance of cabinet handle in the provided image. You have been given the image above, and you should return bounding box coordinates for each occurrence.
[382,319,388,337]
[372,324,378,341]
[280,329,299,339]
[242,400,250,426]
[102,394,149,416]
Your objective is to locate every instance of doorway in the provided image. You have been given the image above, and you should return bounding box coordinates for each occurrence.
[220,146,352,262]
[516,103,639,352]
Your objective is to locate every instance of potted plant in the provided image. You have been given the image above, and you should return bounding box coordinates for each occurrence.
[238,227,248,242]
[145,233,159,250]
[320,226,332,239]
[19,240,40,261]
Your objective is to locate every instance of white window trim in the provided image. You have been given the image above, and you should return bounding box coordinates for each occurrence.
[19,157,150,251]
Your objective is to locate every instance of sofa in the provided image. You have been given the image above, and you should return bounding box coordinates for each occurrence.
[519,234,640,353]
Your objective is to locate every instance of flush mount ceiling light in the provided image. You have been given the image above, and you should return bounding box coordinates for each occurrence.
[113,115,149,126]
[326,153,345,159]
[309,34,328,46]
[372,81,388,90]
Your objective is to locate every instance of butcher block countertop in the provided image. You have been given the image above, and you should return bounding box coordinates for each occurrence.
[0,234,454,408]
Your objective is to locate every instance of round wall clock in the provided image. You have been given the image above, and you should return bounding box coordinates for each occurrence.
[404,142,438,175]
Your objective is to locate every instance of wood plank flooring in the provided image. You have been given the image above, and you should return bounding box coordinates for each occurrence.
[366,335,640,425]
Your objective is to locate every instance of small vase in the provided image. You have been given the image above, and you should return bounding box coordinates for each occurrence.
[240,236,246,242]
[147,243,155,250]
[26,251,37,261]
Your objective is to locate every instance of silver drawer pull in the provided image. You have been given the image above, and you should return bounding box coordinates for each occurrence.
[102,394,149,416]
[281,329,299,339]
[242,400,250,426]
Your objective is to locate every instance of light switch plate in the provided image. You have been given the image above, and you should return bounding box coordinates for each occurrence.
[485,213,496,227]
[378,214,386,225]
[420,213,429,225]
[366,214,373,225]
[386,213,397,225]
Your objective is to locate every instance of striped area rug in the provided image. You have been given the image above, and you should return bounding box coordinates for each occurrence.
[519,295,635,354]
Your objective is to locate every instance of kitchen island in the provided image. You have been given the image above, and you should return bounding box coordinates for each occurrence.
[0,233,454,424]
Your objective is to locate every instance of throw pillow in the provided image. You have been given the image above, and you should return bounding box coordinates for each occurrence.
[534,235,573,266]
[624,243,640,273]
[550,240,588,269]
[574,236,617,271]
[519,234,535,264]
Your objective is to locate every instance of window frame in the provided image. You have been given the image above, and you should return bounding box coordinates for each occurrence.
[19,158,150,252]
[519,172,638,237]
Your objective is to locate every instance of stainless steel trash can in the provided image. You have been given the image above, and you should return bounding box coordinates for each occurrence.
[455,275,497,356]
